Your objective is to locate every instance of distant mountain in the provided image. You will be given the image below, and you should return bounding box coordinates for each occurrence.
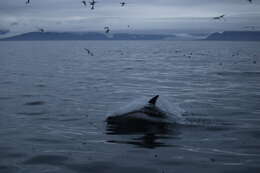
[0,32,177,41]
[112,33,175,40]
[205,31,260,41]
[0,29,10,35]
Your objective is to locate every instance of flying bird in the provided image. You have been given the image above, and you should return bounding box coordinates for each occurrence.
[89,0,97,10]
[82,1,87,6]
[213,14,225,20]
[104,26,110,33]
[38,28,44,32]
[26,0,30,4]
[120,2,126,7]
[84,48,94,56]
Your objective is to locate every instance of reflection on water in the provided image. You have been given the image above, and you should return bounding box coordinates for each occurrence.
[106,118,172,135]
[106,120,180,148]
[107,134,173,149]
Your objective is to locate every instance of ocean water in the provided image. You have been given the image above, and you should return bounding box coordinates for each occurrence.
[0,41,260,173]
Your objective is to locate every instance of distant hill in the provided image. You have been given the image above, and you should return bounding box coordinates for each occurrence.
[0,32,176,41]
[0,29,10,35]
[205,31,260,41]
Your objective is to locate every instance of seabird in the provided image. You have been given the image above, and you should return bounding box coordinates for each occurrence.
[26,0,30,4]
[120,2,126,7]
[248,0,252,3]
[89,0,97,10]
[38,28,44,32]
[84,48,94,56]
[82,1,87,6]
[104,26,110,33]
[213,14,225,20]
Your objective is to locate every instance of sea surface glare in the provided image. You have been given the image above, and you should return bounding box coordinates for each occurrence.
[0,41,260,173]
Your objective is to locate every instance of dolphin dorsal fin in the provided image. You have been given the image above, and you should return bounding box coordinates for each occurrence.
[148,95,159,105]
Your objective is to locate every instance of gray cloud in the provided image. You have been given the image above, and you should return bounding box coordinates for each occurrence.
[0,0,259,35]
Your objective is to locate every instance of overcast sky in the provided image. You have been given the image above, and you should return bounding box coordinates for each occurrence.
[0,0,260,36]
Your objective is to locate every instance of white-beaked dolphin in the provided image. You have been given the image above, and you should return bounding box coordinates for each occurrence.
[106,95,171,125]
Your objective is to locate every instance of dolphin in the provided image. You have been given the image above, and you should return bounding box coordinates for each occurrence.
[106,95,171,126]
[105,95,180,135]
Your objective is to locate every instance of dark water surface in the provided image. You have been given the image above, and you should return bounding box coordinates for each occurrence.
[0,41,260,173]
